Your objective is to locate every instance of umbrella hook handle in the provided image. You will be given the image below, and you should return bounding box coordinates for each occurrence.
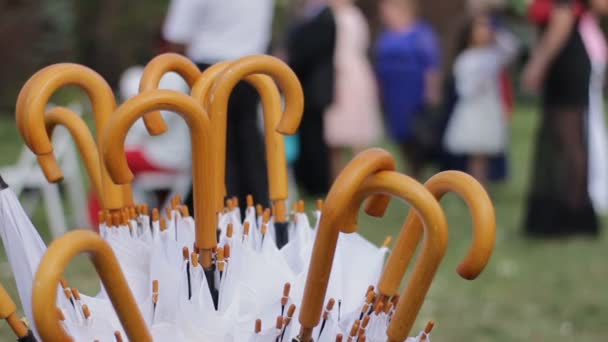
[15,64,130,210]
[0,281,30,338]
[378,171,497,302]
[32,230,152,342]
[296,148,398,341]
[139,53,203,135]
[42,107,104,201]
[100,90,217,269]
[202,55,305,215]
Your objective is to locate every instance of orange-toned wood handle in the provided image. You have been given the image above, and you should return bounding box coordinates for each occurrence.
[191,61,233,208]
[100,90,217,252]
[139,53,203,136]
[355,173,448,342]
[299,167,448,342]
[194,64,294,220]
[297,149,398,340]
[43,107,103,199]
[207,55,304,214]
[32,230,152,342]
[16,64,125,210]
[378,171,497,299]
[0,281,29,338]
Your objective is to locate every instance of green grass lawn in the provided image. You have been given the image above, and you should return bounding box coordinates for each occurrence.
[0,105,607,341]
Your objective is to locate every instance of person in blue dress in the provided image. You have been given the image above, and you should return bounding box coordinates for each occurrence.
[375,0,441,179]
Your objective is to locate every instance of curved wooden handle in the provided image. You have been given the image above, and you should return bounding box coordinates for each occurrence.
[32,230,152,342]
[139,53,202,135]
[378,171,497,299]
[0,281,29,338]
[207,55,304,214]
[297,149,397,340]
[192,60,295,220]
[43,107,104,199]
[16,63,126,210]
[354,173,448,342]
[100,90,217,262]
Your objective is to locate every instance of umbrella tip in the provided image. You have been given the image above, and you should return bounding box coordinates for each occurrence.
[374,301,385,315]
[243,222,250,236]
[298,200,305,213]
[56,308,65,321]
[255,319,262,333]
[316,199,324,211]
[287,303,296,318]
[261,223,268,236]
[246,194,254,207]
[152,208,159,222]
[180,205,190,217]
[227,224,234,238]
[160,217,167,232]
[191,252,199,268]
[276,316,283,330]
[361,315,370,328]
[256,204,263,216]
[71,288,81,301]
[382,236,392,248]
[224,243,231,259]
[425,320,435,334]
[335,334,343,342]
[182,246,190,261]
[226,198,235,211]
[59,277,68,289]
[152,280,159,304]
[114,331,124,342]
[263,209,271,223]
[350,320,360,337]
[82,304,90,320]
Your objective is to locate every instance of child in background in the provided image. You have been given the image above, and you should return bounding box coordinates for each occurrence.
[375,0,441,179]
[443,13,518,184]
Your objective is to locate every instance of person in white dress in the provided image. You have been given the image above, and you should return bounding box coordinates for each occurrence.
[443,13,518,184]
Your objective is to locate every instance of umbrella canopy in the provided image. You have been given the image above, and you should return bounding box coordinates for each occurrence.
[4,53,498,342]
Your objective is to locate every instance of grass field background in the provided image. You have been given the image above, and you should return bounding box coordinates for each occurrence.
[0,104,607,341]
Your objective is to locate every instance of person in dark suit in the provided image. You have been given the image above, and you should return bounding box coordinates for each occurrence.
[287,0,337,197]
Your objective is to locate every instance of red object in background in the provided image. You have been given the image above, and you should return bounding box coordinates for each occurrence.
[87,149,175,227]
[500,70,515,119]
[528,0,585,25]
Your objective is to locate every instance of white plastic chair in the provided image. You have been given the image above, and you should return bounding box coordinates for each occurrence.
[0,126,90,238]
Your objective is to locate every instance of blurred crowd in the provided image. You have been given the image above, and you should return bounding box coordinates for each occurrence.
[115,0,608,238]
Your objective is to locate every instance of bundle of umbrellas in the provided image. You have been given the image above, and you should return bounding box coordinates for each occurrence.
[0,53,497,342]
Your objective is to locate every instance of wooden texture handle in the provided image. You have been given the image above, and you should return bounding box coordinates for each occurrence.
[378,171,497,299]
[139,53,202,135]
[206,55,304,214]
[193,61,298,220]
[32,230,151,342]
[43,107,103,199]
[0,281,28,339]
[16,64,127,210]
[297,149,397,340]
[100,90,217,252]
[357,173,448,342]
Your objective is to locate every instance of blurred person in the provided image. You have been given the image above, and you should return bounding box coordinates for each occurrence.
[287,0,336,196]
[522,0,608,236]
[324,0,382,180]
[163,0,275,212]
[442,13,518,185]
[375,0,441,179]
